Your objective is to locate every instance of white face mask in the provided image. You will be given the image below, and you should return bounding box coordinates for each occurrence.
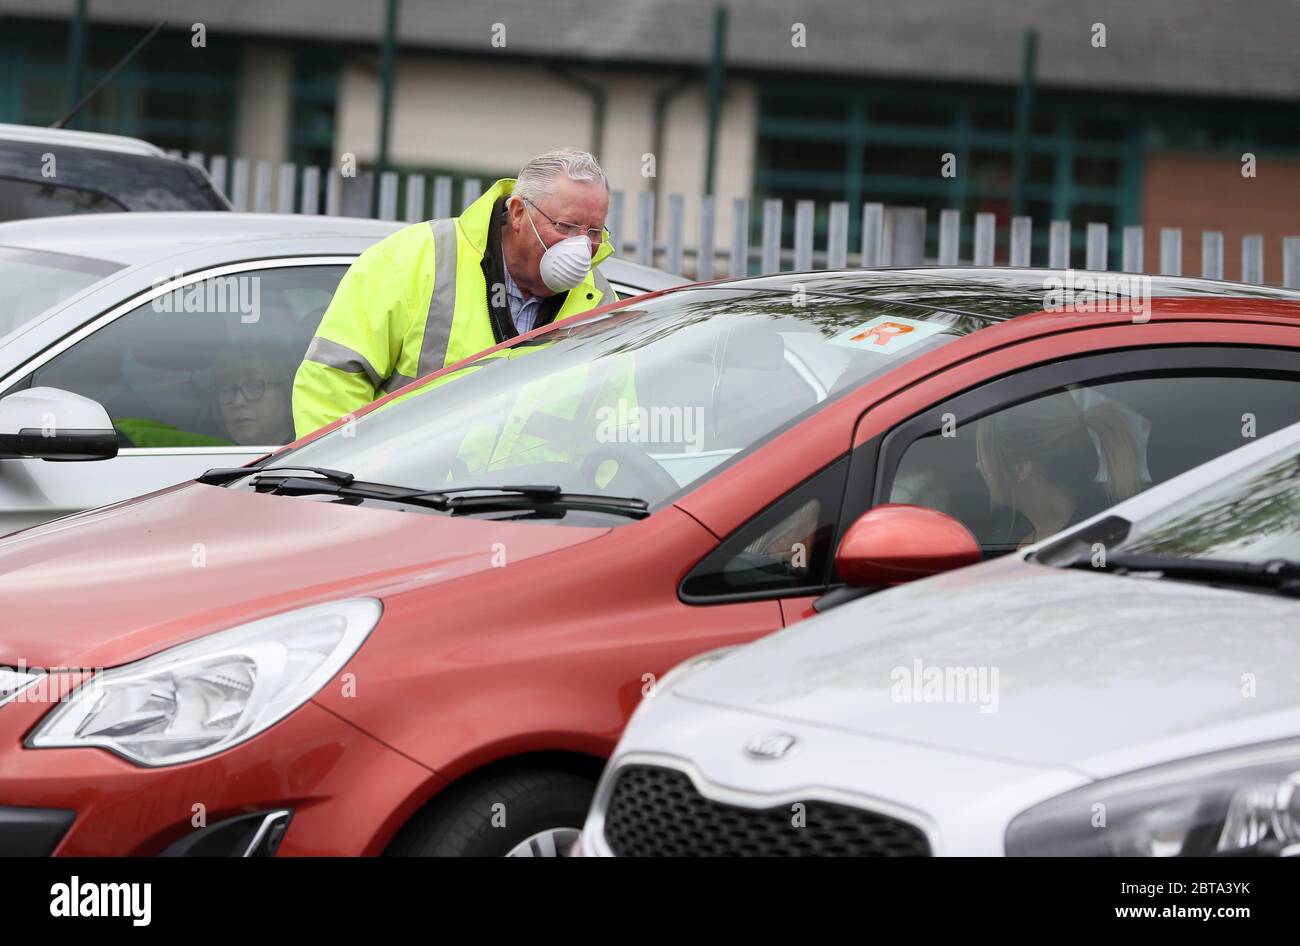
[523,202,593,293]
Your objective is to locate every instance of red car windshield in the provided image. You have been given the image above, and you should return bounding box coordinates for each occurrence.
[279,287,992,515]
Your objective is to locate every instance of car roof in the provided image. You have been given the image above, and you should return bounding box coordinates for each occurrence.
[704,266,1300,321]
[604,256,688,291]
[0,212,405,266]
[0,212,689,293]
[0,122,167,158]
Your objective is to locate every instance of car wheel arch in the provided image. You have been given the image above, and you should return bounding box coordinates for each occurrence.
[381,749,607,855]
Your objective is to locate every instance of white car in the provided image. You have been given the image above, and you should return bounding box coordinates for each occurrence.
[580,419,1300,856]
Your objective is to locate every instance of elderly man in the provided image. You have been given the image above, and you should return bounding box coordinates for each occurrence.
[292,147,615,437]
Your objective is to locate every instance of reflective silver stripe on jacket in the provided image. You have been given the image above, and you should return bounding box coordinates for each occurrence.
[380,372,416,394]
[415,217,460,380]
[304,336,382,388]
[591,266,614,304]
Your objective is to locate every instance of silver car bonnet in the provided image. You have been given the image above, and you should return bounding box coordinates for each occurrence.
[674,554,1300,778]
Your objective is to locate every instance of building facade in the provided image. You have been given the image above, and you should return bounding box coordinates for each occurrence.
[2,0,1297,277]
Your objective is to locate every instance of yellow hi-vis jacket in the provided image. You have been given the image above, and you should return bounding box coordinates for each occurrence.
[292,177,616,438]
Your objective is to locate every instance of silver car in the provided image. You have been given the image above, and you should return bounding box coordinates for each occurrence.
[0,212,685,534]
[0,122,230,221]
[581,419,1300,857]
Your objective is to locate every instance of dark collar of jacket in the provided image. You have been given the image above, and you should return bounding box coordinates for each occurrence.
[482,197,565,344]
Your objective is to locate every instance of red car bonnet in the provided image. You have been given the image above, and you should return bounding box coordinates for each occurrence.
[0,480,608,668]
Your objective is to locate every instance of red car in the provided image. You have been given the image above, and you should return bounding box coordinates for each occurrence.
[3,268,1300,857]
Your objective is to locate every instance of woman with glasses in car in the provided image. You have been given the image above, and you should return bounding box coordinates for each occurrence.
[115,346,296,448]
[213,348,295,446]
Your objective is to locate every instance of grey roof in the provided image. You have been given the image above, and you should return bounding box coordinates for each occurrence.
[0,212,402,266]
[5,0,1300,100]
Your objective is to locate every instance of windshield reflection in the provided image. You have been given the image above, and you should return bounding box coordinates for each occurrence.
[278,288,990,520]
[1118,451,1300,563]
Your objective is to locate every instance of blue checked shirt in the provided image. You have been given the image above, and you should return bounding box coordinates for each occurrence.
[501,258,544,335]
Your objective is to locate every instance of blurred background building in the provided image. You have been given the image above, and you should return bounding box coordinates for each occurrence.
[1,0,1298,277]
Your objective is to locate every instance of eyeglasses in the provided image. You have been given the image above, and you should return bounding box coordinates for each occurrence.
[218,379,274,405]
[522,197,604,242]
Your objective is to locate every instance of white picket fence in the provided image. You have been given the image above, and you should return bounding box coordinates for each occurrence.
[180,152,1300,289]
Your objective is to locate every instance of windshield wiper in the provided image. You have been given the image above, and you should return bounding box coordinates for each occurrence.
[251,476,453,511]
[1034,515,1134,566]
[1065,553,1300,597]
[243,479,651,520]
[197,464,355,486]
[434,485,651,519]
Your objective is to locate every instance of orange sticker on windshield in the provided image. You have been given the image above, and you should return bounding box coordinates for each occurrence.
[828,315,945,354]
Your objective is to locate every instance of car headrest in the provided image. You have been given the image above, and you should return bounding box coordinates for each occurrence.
[129,314,232,371]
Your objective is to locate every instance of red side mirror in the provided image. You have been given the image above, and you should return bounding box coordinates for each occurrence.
[836,504,980,586]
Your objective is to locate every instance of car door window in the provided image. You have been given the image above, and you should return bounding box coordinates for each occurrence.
[878,351,1300,555]
[681,457,849,602]
[20,263,348,449]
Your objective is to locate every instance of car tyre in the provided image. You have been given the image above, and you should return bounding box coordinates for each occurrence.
[387,767,596,857]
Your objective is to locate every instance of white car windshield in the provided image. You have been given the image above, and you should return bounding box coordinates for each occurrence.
[1111,445,1300,564]
[276,286,992,518]
[0,246,122,341]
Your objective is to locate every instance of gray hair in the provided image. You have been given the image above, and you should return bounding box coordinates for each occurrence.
[513,148,607,206]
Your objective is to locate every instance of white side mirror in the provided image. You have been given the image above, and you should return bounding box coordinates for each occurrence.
[0,387,118,461]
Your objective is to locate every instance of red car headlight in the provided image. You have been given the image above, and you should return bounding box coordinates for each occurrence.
[27,598,382,767]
